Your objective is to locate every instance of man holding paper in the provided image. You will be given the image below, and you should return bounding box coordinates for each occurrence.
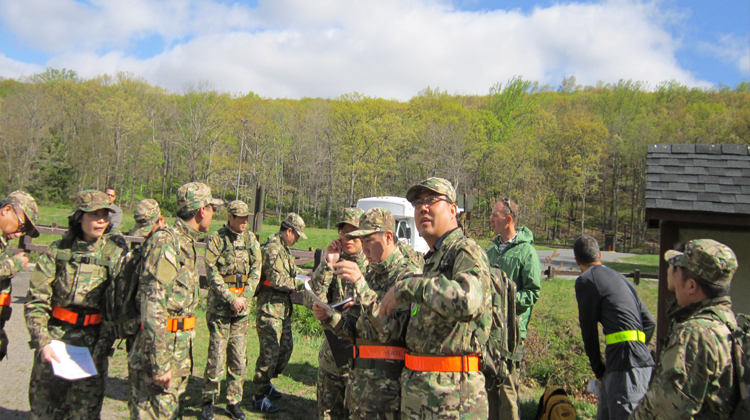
[313,207,421,420]
[305,207,369,420]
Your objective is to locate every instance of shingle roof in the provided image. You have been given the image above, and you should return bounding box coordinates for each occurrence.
[646,144,750,214]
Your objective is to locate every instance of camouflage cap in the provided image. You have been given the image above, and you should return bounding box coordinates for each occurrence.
[177,182,223,211]
[665,239,738,286]
[337,207,364,229]
[70,190,114,216]
[283,213,307,239]
[132,199,162,237]
[406,177,456,204]
[346,208,395,238]
[6,190,40,238]
[227,200,250,217]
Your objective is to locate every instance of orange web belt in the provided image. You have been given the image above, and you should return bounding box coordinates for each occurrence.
[141,316,196,332]
[353,345,407,361]
[228,287,245,294]
[404,353,481,373]
[52,306,102,326]
[0,293,10,306]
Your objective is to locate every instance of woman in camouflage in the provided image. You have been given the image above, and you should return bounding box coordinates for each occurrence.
[24,190,128,420]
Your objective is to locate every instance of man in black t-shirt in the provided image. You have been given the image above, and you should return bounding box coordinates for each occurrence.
[573,235,655,420]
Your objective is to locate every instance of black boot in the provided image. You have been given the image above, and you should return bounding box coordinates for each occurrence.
[226,403,246,420]
[201,403,214,420]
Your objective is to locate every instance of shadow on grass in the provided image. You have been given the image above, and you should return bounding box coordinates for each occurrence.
[520,397,540,420]
[105,375,130,402]
[282,362,318,387]
[0,407,29,420]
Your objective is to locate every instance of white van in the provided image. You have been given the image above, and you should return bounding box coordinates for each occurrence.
[355,196,429,254]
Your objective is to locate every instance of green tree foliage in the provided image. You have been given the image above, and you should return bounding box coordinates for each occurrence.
[1,70,748,247]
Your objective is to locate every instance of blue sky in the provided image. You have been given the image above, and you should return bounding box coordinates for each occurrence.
[1,0,747,99]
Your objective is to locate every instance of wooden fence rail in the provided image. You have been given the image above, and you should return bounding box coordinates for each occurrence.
[543,266,659,285]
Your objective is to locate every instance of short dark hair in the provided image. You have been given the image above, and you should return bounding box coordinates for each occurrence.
[68,210,113,240]
[573,235,600,264]
[0,200,12,211]
[176,207,199,221]
[279,222,292,233]
[105,188,115,193]
[671,243,730,298]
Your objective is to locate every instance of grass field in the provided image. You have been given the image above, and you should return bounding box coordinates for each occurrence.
[27,205,661,419]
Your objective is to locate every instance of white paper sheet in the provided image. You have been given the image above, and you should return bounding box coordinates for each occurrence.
[304,279,335,316]
[49,340,98,381]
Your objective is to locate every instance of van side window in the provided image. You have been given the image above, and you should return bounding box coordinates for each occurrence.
[396,220,411,240]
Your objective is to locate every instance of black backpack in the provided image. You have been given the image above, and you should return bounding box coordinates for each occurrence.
[102,242,146,340]
[726,313,750,419]
[480,263,521,384]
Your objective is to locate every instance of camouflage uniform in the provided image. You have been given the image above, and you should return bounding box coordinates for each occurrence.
[252,213,307,396]
[305,207,369,420]
[124,199,163,413]
[323,208,422,420]
[395,178,493,420]
[0,190,40,360]
[397,240,425,270]
[202,200,262,406]
[24,190,127,420]
[630,239,740,420]
[129,182,221,420]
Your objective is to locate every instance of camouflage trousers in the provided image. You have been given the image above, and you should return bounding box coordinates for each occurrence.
[317,337,349,420]
[129,369,188,420]
[400,369,488,420]
[487,361,520,420]
[348,366,402,420]
[318,367,348,419]
[252,297,293,395]
[0,326,7,361]
[202,313,250,405]
[29,349,109,420]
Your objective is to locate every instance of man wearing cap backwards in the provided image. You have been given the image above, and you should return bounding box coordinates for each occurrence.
[0,190,39,361]
[305,207,369,420]
[129,182,221,420]
[573,235,655,420]
[201,200,262,420]
[25,189,128,419]
[313,207,421,420]
[630,239,740,420]
[251,212,308,413]
[120,199,166,414]
[379,177,493,420]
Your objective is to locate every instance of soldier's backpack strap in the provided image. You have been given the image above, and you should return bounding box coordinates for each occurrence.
[163,228,187,267]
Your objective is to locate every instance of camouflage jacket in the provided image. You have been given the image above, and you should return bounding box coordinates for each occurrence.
[323,246,421,413]
[393,228,492,355]
[128,218,202,378]
[306,249,368,373]
[306,250,369,308]
[205,225,261,317]
[630,297,738,420]
[325,246,419,345]
[398,241,425,270]
[0,235,24,298]
[259,233,303,294]
[24,232,127,358]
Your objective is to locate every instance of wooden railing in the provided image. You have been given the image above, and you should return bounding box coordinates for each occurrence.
[543,266,659,285]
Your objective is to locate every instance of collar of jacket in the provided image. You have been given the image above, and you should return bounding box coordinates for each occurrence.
[668,296,734,323]
[269,232,288,251]
[425,227,461,259]
[341,249,367,266]
[371,245,404,276]
[173,218,203,242]
[223,224,242,239]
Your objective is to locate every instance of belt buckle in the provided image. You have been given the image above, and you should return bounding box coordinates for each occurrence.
[79,256,92,264]
[177,319,184,331]
[75,313,85,326]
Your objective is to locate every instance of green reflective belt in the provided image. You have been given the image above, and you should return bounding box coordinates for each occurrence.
[605,330,645,345]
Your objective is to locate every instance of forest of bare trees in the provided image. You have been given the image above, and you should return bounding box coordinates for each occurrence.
[1,69,748,249]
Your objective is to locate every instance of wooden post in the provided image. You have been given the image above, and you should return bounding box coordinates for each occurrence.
[633,269,641,286]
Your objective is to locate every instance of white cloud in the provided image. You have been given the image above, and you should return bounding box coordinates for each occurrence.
[698,34,750,75]
[0,54,44,79]
[1,0,712,99]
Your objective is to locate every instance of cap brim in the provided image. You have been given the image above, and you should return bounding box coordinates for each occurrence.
[296,229,307,239]
[406,185,430,203]
[208,198,224,207]
[26,221,40,238]
[230,211,250,217]
[346,228,378,238]
[131,225,153,237]
[664,250,687,267]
